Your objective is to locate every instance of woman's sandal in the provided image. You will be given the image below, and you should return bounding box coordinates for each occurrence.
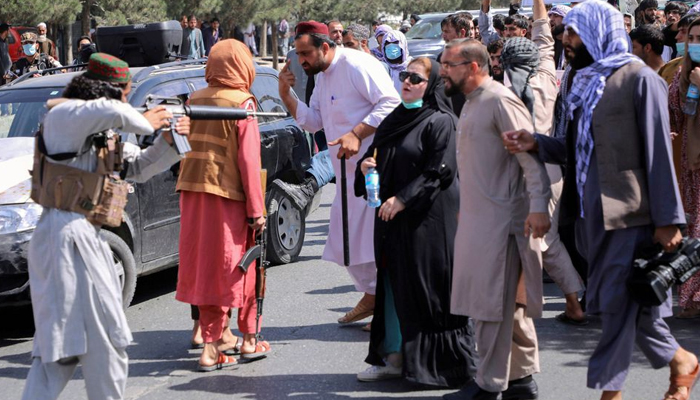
[240,340,272,361]
[665,363,700,400]
[197,352,238,372]
[222,337,244,356]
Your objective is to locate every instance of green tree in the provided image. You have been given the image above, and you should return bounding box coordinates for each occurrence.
[95,0,169,26]
[0,0,81,25]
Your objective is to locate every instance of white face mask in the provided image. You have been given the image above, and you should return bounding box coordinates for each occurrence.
[38,34,47,41]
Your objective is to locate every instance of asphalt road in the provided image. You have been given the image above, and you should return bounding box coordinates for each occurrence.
[1,186,699,400]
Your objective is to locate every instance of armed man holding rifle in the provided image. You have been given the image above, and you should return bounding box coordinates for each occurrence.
[22,53,190,400]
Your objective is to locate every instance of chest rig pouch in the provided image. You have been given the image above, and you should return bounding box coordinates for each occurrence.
[30,128,128,228]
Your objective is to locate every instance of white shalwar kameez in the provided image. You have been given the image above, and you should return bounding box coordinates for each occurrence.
[22,98,182,400]
[295,48,400,294]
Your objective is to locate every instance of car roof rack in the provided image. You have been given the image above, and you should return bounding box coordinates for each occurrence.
[4,64,87,87]
[132,58,208,83]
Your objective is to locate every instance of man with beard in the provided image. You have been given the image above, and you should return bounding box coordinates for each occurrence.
[438,12,473,114]
[342,24,371,53]
[488,39,504,82]
[278,21,400,330]
[36,22,58,60]
[637,0,660,26]
[548,5,571,70]
[328,20,344,46]
[441,38,551,400]
[503,2,699,400]
[631,25,666,72]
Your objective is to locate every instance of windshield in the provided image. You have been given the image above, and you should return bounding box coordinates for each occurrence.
[405,17,445,40]
[0,88,64,139]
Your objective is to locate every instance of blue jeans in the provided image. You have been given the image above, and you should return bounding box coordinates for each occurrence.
[307,149,335,187]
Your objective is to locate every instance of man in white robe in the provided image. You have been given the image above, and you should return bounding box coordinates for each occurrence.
[278,21,400,326]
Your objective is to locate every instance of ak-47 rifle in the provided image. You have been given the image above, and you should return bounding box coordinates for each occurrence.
[138,96,288,155]
[237,169,269,347]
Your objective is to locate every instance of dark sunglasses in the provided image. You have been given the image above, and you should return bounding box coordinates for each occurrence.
[399,71,428,84]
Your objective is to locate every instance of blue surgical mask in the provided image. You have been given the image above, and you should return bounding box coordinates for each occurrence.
[689,43,700,63]
[402,99,423,109]
[23,43,36,56]
[676,42,686,57]
[384,43,402,60]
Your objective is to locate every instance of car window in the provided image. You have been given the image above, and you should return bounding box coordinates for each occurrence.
[7,33,15,44]
[406,18,444,40]
[149,80,191,101]
[188,78,207,92]
[0,88,63,139]
[251,74,288,124]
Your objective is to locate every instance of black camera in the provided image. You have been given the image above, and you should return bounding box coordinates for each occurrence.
[628,237,700,307]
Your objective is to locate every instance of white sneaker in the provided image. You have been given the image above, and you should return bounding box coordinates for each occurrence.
[357,363,402,382]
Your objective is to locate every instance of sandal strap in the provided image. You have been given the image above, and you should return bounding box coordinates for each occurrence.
[216,353,236,364]
[672,364,700,387]
[256,341,270,352]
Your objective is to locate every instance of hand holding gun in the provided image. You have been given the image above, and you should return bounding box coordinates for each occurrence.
[139,95,288,155]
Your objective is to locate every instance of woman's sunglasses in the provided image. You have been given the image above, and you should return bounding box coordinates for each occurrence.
[399,71,428,85]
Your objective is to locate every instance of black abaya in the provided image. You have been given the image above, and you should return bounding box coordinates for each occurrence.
[355,65,478,386]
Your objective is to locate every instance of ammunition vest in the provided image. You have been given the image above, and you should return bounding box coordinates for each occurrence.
[30,128,129,228]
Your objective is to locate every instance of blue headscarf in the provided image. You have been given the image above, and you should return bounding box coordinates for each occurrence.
[565,0,643,217]
[382,30,412,93]
[371,24,392,62]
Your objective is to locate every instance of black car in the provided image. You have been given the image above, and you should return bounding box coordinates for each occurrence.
[0,60,321,308]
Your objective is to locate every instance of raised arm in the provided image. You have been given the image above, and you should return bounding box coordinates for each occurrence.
[479,0,501,45]
[278,60,324,133]
[531,0,555,82]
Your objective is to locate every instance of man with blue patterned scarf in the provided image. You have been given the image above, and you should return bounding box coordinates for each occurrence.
[502,1,699,399]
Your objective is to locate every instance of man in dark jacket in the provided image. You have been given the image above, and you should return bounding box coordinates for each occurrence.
[202,18,223,56]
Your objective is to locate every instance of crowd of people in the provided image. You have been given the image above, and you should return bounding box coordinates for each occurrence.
[9,0,700,399]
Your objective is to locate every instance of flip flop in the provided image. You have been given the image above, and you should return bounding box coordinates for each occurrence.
[240,340,272,361]
[555,312,590,326]
[665,362,700,400]
[222,337,244,356]
[197,352,238,372]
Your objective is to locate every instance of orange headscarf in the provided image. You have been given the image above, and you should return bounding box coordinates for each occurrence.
[206,39,255,91]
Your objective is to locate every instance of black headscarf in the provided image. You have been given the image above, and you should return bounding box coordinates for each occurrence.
[355,58,455,198]
[371,58,455,150]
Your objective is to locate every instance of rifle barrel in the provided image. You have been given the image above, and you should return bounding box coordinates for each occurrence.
[136,105,288,120]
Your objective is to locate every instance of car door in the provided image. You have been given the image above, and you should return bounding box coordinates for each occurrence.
[133,79,190,265]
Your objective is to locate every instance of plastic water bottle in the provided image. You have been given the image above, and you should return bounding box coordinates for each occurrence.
[684,84,700,116]
[365,168,381,208]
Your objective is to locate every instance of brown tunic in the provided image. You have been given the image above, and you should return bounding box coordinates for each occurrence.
[451,78,551,322]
